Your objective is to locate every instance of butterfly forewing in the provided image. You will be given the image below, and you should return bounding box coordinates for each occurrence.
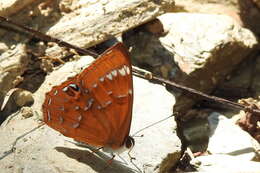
[78,43,133,149]
[42,43,133,149]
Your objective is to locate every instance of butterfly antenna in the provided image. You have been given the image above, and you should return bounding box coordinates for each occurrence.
[132,113,176,137]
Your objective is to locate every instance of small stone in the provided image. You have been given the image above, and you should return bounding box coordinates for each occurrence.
[20,106,33,118]
[14,90,34,107]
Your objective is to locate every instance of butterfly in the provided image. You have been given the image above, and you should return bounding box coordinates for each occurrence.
[42,42,135,155]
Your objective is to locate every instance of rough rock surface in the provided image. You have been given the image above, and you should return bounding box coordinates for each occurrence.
[0,57,181,173]
[123,13,258,114]
[207,112,259,160]
[181,111,260,172]
[0,0,35,16]
[0,0,175,113]
[174,0,260,35]
[193,154,260,173]
[0,44,28,109]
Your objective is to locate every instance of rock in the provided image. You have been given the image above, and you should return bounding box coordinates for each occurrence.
[0,0,175,62]
[174,0,242,25]
[0,44,28,110]
[182,116,210,152]
[0,0,35,16]
[46,0,175,48]
[208,112,260,161]
[239,0,260,35]
[0,55,181,173]
[0,42,8,53]
[192,154,260,173]
[123,13,258,115]
[20,106,33,119]
[174,0,260,35]
[13,89,34,107]
[0,89,34,124]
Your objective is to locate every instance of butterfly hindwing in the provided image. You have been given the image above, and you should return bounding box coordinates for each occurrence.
[42,77,109,147]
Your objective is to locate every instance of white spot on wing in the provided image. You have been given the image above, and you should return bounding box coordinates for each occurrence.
[62,86,68,92]
[112,70,117,77]
[47,110,51,121]
[99,77,105,82]
[125,66,130,75]
[78,115,82,121]
[84,98,94,111]
[93,83,98,88]
[48,98,52,105]
[128,89,133,95]
[118,67,126,76]
[72,122,80,128]
[116,94,128,98]
[106,73,113,80]
[107,91,112,95]
[103,100,112,108]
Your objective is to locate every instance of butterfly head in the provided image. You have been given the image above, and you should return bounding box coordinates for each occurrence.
[125,136,135,150]
[103,136,135,154]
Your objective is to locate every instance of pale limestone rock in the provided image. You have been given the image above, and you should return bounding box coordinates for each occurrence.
[208,112,259,160]
[0,44,28,109]
[193,154,260,173]
[46,0,175,48]
[0,0,35,16]
[124,13,258,114]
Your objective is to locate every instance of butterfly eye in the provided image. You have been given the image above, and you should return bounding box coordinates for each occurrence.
[125,136,135,149]
[62,83,80,97]
[68,84,80,91]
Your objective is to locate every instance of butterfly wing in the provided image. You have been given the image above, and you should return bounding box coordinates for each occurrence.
[78,43,133,149]
[42,43,133,149]
[42,76,110,146]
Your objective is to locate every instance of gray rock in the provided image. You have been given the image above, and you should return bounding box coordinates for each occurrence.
[192,154,260,173]
[0,0,35,16]
[0,0,175,61]
[0,44,28,109]
[124,13,258,114]
[208,112,260,160]
[46,0,175,48]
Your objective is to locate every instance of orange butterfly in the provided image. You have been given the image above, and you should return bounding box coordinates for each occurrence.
[42,42,134,155]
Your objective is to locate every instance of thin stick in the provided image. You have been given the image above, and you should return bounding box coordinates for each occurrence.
[1,16,260,116]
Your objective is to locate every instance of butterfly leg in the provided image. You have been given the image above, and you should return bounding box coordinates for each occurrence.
[107,154,116,164]
[127,147,136,162]
[90,147,103,154]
